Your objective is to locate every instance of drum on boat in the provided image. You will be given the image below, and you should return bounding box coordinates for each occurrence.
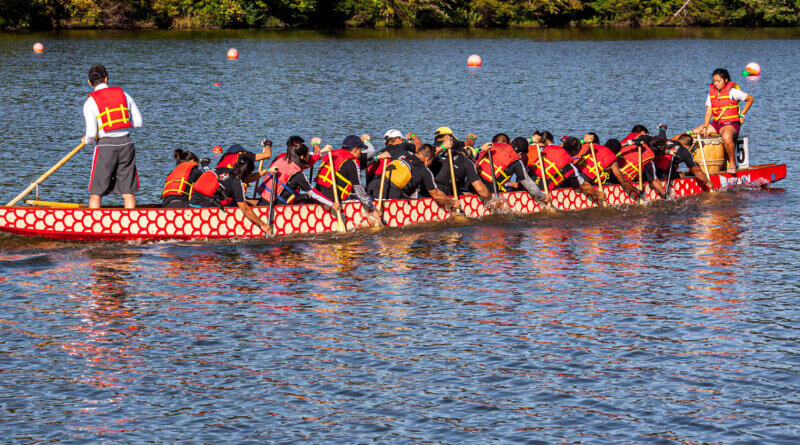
[693,135,725,174]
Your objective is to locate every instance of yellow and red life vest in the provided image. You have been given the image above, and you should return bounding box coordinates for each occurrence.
[531,145,575,190]
[217,152,244,170]
[476,143,520,192]
[621,132,642,144]
[162,161,198,198]
[574,144,615,183]
[88,86,131,132]
[316,149,359,200]
[260,156,302,204]
[618,143,655,182]
[709,81,741,124]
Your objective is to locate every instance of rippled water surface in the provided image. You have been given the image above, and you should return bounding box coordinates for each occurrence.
[1,28,799,442]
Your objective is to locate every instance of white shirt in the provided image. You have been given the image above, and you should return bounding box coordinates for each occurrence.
[705,87,748,107]
[83,83,142,142]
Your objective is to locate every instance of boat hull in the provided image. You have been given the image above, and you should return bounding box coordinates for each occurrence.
[0,164,786,241]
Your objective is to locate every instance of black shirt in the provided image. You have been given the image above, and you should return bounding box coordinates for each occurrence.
[480,159,528,192]
[431,148,482,195]
[385,155,438,199]
[316,158,362,202]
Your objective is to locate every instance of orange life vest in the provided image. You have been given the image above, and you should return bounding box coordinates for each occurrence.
[525,143,545,168]
[575,144,615,183]
[709,81,741,124]
[88,86,132,132]
[316,149,359,200]
[191,170,220,198]
[531,145,574,190]
[260,156,302,204]
[162,161,197,198]
[476,143,520,192]
[618,144,655,182]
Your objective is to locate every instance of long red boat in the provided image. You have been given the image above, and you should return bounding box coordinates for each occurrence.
[0,164,786,242]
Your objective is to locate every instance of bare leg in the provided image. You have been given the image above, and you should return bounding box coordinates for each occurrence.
[719,125,738,173]
[89,194,102,209]
[122,194,136,209]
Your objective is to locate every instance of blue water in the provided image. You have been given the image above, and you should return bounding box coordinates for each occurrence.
[0,29,799,442]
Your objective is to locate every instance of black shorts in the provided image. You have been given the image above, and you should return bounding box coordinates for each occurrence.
[89,135,139,196]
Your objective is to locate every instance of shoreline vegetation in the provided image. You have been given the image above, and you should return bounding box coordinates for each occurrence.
[2,1,799,31]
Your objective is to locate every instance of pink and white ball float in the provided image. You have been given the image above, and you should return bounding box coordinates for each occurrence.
[467,54,482,67]
[742,62,761,78]
[33,42,44,53]
[227,48,239,60]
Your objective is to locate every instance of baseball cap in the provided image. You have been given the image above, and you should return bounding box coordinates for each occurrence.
[342,135,366,149]
[434,126,454,138]
[384,129,403,140]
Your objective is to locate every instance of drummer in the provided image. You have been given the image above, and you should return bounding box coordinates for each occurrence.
[691,68,754,174]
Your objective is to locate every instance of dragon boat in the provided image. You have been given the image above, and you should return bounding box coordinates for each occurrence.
[0,164,786,242]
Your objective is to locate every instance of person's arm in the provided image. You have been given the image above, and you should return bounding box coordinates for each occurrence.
[610,161,638,196]
[511,160,547,201]
[237,201,271,234]
[644,162,667,198]
[702,94,713,135]
[740,94,754,124]
[362,135,376,160]
[125,93,143,129]
[291,173,338,209]
[81,99,98,144]
[406,132,423,151]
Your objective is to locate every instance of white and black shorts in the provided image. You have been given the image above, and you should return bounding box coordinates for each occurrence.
[88,135,139,196]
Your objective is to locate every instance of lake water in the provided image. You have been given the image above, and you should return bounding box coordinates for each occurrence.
[1,28,799,442]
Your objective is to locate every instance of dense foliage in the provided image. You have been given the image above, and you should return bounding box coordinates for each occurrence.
[2,0,799,30]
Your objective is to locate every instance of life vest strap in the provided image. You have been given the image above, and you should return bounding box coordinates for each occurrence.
[97,105,130,129]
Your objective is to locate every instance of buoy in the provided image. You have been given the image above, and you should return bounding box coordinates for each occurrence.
[212,145,223,154]
[213,82,220,86]
[467,54,481,67]
[227,48,239,60]
[33,42,44,53]
[742,62,761,77]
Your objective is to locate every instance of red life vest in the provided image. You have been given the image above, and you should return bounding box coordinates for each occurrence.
[525,143,545,168]
[316,149,359,200]
[618,144,655,182]
[575,144,615,182]
[162,161,197,198]
[621,132,641,144]
[709,81,741,124]
[653,142,685,170]
[260,156,302,204]
[217,152,243,170]
[88,86,132,132]
[531,145,574,190]
[476,143,520,191]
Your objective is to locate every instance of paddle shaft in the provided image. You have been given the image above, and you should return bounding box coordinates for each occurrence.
[664,158,676,198]
[535,144,550,201]
[327,151,346,233]
[251,144,271,200]
[267,174,278,232]
[589,142,605,206]
[447,145,460,203]
[6,142,86,207]
[697,136,712,183]
[486,147,499,194]
[638,144,643,191]
[377,158,388,212]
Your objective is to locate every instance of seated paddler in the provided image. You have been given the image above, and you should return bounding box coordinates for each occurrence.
[366,129,419,198]
[527,136,605,201]
[378,144,459,211]
[427,127,492,202]
[161,149,204,208]
[474,135,547,202]
[572,133,639,198]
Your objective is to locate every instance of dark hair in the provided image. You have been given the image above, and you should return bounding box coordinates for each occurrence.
[173,149,198,164]
[286,135,304,149]
[417,144,434,158]
[631,125,649,134]
[88,64,108,87]
[586,132,600,144]
[511,137,529,154]
[232,156,254,179]
[605,138,622,154]
[648,137,669,154]
[492,133,510,144]
[712,68,731,83]
[287,143,309,166]
[677,134,693,147]
[562,137,581,156]
[541,131,554,144]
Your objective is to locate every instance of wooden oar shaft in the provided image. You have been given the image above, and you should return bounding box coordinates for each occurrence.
[487,147,499,194]
[447,146,459,202]
[638,144,643,191]
[377,158,388,212]
[6,142,85,207]
[697,136,712,182]
[589,142,605,206]
[327,151,346,233]
[535,144,550,200]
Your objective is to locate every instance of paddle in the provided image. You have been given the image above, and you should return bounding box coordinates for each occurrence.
[663,157,676,199]
[445,143,468,220]
[486,144,499,194]
[326,150,347,233]
[638,143,644,199]
[377,158,389,213]
[266,172,278,235]
[696,136,714,190]
[534,143,554,210]
[6,142,85,206]
[252,139,272,200]
[588,142,606,207]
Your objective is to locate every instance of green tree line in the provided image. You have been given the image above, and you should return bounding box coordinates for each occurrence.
[2,0,799,30]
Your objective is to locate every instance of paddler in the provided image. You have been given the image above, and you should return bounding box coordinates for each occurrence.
[379,144,459,211]
[161,149,203,208]
[530,136,605,201]
[691,68,754,174]
[256,141,339,211]
[572,134,639,197]
[607,137,668,199]
[428,127,492,201]
[475,137,547,201]
[216,142,272,173]
[621,125,649,145]
[365,129,419,198]
[81,64,143,209]
[314,135,382,225]
[652,134,713,189]
[189,156,272,235]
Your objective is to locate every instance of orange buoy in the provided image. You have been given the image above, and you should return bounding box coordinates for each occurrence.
[227,48,239,60]
[467,54,481,67]
[33,42,44,53]
[744,62,761,77]
[212,145,223,154]
[213,82,220,86]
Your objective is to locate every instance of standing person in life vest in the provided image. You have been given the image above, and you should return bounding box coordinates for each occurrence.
[81,64,143,209]
[314,135,382,225]
[161,149,204,208]
[691,68,754,174]
[379,144,459,210]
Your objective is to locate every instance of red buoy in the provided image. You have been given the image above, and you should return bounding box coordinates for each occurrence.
[227,48,239,60]
[467,54,482,67]
[212,145,223,154]
[33,42,44,53]
[213,82,220,86]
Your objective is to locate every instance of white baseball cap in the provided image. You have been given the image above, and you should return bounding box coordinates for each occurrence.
[384,129,404,140]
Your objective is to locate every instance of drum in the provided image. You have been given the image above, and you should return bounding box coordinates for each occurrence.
[693,135,725,174]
